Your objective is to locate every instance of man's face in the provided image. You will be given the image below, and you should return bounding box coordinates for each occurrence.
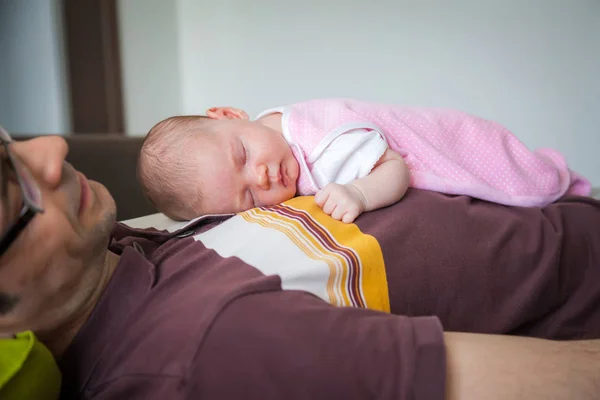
[0,135,116,334]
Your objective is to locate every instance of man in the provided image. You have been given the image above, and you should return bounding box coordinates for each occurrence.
[0,130,599,399]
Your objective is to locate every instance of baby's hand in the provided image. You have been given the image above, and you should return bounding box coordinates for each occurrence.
[315,183,367,223]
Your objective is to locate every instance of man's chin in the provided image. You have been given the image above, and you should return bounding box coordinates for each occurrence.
[87,181,117,232]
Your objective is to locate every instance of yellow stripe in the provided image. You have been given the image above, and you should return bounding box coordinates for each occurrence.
[243,209,352,306]
[285,197,390,313]
[241,207,350,307]
[240,196,390,313]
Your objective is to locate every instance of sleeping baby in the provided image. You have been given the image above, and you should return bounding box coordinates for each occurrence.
[137,98,591,222]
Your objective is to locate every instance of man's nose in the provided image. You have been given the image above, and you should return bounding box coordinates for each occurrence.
[12,135,69,187]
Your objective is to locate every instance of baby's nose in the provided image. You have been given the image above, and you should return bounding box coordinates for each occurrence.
[255,165,270,190]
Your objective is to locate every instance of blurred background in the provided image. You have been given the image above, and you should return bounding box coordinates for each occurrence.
[0,0,598,219]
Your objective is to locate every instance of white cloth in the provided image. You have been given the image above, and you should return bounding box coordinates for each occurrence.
[309,128,388,189]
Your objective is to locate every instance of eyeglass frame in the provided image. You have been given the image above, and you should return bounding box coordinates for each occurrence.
[0,126,44,256]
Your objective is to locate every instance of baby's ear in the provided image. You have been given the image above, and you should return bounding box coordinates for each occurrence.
[206,107,249,120]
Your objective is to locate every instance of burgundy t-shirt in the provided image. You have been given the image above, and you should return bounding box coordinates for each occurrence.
[59,189,600,399]
[355,191,600,339]
[59,209,445,399]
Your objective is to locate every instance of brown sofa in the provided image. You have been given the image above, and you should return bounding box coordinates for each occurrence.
[64,135,157,220]
[20,134,156,221]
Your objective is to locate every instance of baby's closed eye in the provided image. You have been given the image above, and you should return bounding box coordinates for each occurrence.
[241,140,249,165]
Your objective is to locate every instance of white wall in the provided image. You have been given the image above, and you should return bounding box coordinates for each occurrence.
[117,0,182,135]
[0,0,70,135]
[121,0,600,184]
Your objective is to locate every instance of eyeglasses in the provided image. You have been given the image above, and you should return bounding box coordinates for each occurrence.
[0,126,44,256]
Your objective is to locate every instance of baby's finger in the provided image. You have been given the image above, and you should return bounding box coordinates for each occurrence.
[314,189,329,207]
[341,210,359,224]
[331,205,346,221]
[322,198,337,216]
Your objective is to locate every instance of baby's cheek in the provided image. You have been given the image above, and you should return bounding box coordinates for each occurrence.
[289,185,298,198]
[261,190,291,207]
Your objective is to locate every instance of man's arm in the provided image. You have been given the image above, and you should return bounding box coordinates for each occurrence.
[316,149,409,223]
[445,332,600,399]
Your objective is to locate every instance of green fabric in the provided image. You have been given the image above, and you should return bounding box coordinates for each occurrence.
[0,331,61,400]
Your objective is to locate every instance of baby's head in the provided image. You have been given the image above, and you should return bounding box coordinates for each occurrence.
[138,108,299,220]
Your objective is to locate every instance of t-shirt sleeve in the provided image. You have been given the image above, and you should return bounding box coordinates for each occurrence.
[311,128,389,189]
[190,290,446,400]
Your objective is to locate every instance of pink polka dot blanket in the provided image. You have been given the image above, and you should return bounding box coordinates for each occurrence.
[259,98,590,207]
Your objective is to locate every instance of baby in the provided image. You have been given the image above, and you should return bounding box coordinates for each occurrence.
[138,98,591,222]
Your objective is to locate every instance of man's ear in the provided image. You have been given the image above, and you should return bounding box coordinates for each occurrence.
[205,107,249,120]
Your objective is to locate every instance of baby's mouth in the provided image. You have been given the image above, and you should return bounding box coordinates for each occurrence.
[267,166,284,186]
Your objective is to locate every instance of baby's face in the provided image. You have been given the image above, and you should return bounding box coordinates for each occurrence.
[194,120,299,213]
